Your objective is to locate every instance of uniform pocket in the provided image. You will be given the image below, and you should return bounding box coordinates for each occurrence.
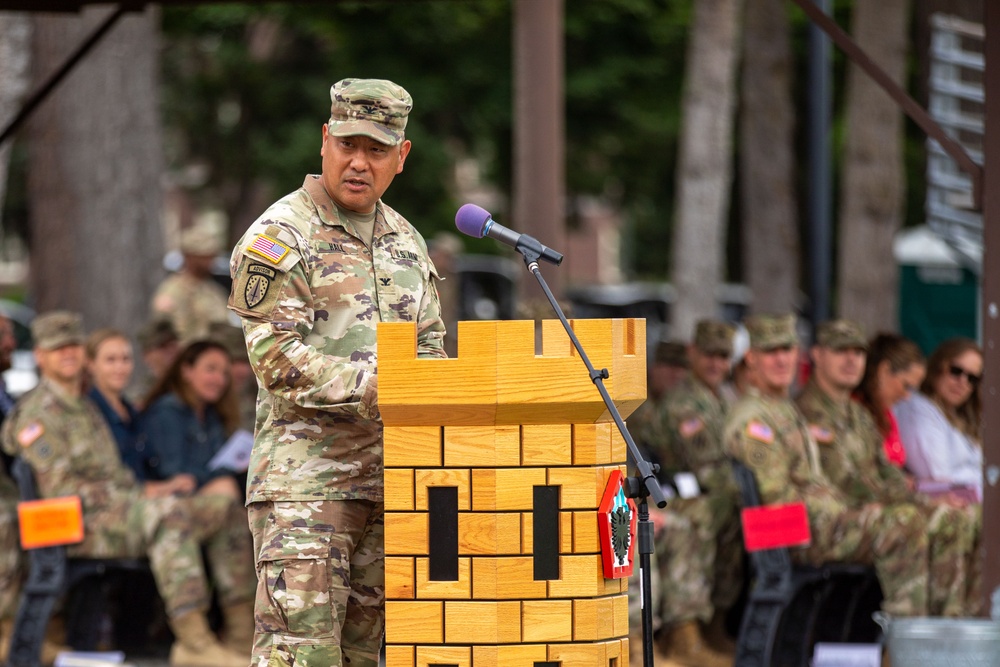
[256,527,335,638]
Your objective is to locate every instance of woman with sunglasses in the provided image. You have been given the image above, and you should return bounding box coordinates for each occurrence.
[895,337,983,503]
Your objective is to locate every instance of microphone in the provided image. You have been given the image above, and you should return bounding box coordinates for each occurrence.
[455,204,564,266]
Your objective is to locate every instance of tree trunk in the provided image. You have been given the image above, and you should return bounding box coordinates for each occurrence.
[670,0,743,340]
[837,0,911,333]
[27,6,164,335]
[739,0,799,315]
[0,12,31,235]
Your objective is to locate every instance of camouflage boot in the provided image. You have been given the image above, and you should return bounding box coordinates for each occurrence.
[168,611,247,667]
[221,600,255,656]
[662,621,733,667]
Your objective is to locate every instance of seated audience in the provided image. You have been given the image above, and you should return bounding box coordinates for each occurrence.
[895,337,983,502]
[853,333,925,468]
[129,318,180,408]
[143,340,241,500]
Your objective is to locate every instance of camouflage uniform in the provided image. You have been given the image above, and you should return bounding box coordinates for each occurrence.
[725,315,930,617]
[228,79,445,667]
[0,377,256,619]
[0,471,18,622]
[152,272,231,344]
[797,377,979,617]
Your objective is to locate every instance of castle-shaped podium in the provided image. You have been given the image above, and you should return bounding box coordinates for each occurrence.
[378,318,646,667]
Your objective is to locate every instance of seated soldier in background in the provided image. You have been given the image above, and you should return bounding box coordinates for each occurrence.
[725,314,934,618]
[128,317,180,408]
[0,312,255,667]
[796,319,980,617]
[659,320,742,653]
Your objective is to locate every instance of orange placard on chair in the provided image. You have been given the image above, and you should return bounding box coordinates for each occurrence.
[18,496,85,549]
[741,501,811,552]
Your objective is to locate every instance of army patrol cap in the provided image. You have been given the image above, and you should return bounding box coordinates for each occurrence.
[328,78,412,147]
[693,320,735,356]
[137,318,178,352]
[654,339,689,368]
[816,319,868,351]
[180,225,223,256]
[32,311,84,350]
[745,314,798,351]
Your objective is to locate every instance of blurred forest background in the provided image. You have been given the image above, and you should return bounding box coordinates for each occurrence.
[0,0,985,341]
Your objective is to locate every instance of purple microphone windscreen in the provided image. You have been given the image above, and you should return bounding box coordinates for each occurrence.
[455,203,492,238]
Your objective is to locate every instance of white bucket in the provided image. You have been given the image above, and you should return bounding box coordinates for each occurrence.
[873,612,1000,667]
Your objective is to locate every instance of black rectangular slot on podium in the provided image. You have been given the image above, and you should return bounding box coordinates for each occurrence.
[534,662,560,666]
[533,485,560,580]
[428,486,459,581]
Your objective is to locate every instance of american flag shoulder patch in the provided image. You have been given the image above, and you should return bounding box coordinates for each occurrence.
[679,417,704,438]
[809,424,834,444]
[18,421,44,448]
[746,420,774,445]
[247,234,290,265]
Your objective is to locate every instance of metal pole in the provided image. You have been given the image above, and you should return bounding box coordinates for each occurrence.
[806,0,833,330]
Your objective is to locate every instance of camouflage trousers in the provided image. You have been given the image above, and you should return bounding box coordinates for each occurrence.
[0,498,21,620]
[799,502,929,617]
[926,502,981,617]
[655,498,716,627]
[78,493,255,618]
[248,500,385,667]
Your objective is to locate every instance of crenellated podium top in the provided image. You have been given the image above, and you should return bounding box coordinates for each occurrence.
[377,318,646,426]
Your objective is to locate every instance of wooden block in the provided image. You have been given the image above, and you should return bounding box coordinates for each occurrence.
[458,512,521,555]
[573,511,600,553]
[384,645,414,667]
[444,425,520,467]
[384,513,428,556]
[471,644,547,667]
[378,321,499,426]
[548,465,618,510]
[384,426,441,467]
[572,597,615,640]
[620,575,629,593]
[605,637,623,664]
[472,557,546,599]
[384,601,442,644]
[521,424,572,465]
[415,557,471,599]
[385,468,415,511]
[471,467,546,511]
[572,422,613,465]
[621,637,631,665]
[444,601,521,644]
[414,469,470,510]
[521,599,573,642]
[608,317,647,421]
[611,425,628,462]
[547,554,610,598]
[612,593,630,637]
[385,557,414,600]
[547,641,607,664]
[416,645,470,667]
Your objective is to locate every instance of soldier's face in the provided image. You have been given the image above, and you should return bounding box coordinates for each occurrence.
[36,343,85,385]
[182,347,231,405]
[748,345,798,395]
[320,126,411,213]
[689,346,730,389]
[88,336,134,395]
[812,346,866,393]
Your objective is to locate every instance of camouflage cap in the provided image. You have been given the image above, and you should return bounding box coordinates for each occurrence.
[137,318,178,351]
[654,339,689,368]
[207,321,248,361]
[180,224,223,256]
[32,311,84,350]
[328,78,412,147]
[693,319,735,356]
[816,319,868,351]
[745,313,798,350]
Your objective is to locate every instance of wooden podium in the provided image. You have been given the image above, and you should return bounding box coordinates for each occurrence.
[379,318,646,667]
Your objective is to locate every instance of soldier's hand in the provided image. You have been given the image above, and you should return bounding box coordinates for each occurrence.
[359,372,380,420]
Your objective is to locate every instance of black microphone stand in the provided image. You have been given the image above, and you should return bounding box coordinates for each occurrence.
[514,242,667,667]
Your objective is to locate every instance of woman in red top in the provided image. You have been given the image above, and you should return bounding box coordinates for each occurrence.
[854,333,925,466]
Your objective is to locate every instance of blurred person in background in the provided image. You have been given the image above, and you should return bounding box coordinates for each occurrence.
[853,333,925,470]
[207,322,257,434]
[143,340,242,501]
[896,337,983,503]
[130,318,180,408]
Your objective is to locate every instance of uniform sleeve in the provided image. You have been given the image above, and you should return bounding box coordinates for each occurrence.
[725,415,799,506]
[415,263,447,360]
[231,232,378,416]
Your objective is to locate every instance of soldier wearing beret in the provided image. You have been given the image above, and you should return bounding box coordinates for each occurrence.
[152,224,233,344]
[0,311,256,667]
[724,314,934,618]
[228,78,445,666]
[796,320,979,616]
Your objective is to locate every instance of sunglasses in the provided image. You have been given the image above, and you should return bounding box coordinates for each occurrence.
[948,365,981,386]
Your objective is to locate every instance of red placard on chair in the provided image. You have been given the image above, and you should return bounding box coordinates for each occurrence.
[741,501,811,552]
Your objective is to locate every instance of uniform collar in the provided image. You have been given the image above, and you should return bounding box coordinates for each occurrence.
[302,175,402,239]
[40,376,86,412]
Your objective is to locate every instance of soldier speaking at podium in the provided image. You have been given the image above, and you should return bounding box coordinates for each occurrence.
[228,78,446,666]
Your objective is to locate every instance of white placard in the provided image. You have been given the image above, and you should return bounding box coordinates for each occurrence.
[812,643,882,667]
[207,428,254,472]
